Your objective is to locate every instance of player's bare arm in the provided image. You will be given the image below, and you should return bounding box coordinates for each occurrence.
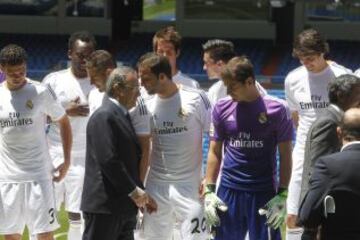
[205,140,223,185]
[279,140,292,189]
[291,111,299,129]
[53,115,72,182]
[138,134,151,183]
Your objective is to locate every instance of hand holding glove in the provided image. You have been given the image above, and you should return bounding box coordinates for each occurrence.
[204,184,228,227]
[259,188,287,229]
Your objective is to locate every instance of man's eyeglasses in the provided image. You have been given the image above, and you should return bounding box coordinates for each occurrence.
[124,84,140,91]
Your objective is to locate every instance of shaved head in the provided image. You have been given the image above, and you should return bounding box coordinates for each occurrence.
[340,108,360,142]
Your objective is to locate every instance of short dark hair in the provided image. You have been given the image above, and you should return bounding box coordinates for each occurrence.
[340,108,360,141]
[153,26,181,52]
[68,31,97,50]
[138,52,172,80]
[221,56,255,84]
[0,44,27,66]
[292,28,329,58]
[328,74,360,105]
[202,39,235,63]
[86,50,116,72]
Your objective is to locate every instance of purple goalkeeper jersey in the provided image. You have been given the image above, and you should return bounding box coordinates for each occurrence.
[0,72,5,83]
[211,95,293,191]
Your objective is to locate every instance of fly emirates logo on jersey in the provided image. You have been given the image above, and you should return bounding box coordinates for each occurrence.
[154,121,188,135]
[299,94,329,110]
[0,112,33,128]
[229,132,264,148]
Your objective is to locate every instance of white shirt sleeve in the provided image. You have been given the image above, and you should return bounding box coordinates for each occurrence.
[43,85,66,121]
[197,90,211,133]
[129,96,151,136]
[284,75,298,112]
[355,68,360,77]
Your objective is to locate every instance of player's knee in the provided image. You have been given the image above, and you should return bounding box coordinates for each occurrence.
[4,234,22,240]
[37,232,54,240]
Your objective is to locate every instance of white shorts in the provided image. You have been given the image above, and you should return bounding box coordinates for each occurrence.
[0,180,59,235]
[54,163,85,213]
[142,182,209,240]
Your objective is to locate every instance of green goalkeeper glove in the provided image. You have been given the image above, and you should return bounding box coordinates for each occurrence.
[204,184,228,227]
[258,188,287,229]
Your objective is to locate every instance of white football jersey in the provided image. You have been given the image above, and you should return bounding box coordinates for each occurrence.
[42,68,94,165]
[173,71,200,89]
[285,61,351,215]
[207,79,268,107]
[88,88,150,136]
[144,86,211,184]
[0,80,65,182]
[355,68,360,77]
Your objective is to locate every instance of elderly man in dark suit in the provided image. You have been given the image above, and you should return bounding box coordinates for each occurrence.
[300,74,360,202]
[81,66,157,240]
[299,74,360,239]
[298,108,360,240]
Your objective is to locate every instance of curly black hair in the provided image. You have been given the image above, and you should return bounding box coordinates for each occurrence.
[0,44,27,66]
[68,31,97,50]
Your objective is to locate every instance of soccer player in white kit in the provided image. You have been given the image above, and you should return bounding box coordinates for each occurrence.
[0,44,72,240]
[42,31,96,240]
[138,53,211,240]
[153,26,200,89]
[86,50,151,183]
[202,39,267,106]
[284,29,351,240]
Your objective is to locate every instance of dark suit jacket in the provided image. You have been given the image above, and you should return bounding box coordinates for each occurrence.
[300,105,343,203]
[81,96,143,216]
[298,143,360,239]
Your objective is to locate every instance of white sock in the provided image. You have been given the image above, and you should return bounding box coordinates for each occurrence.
[286,227,303,240]
[68,220,83,240]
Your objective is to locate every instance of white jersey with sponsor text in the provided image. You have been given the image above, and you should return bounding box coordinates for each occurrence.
[88,88,150,135]
[285,61,351,214]
[145,86,211,184]
[0,80,65,182]
[42,68,94,165]
[173,71,200,89]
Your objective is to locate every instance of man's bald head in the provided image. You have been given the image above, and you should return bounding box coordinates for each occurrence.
[339,108,360,142]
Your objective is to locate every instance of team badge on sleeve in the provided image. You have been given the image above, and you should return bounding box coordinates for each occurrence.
[26,100,33,109]
[258,112,267,124]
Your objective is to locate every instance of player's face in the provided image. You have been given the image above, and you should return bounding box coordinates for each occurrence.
[87,67,108,92]
[223,76,248,101]
[139,66,161,95]
[1,63,27,90]
[203,52,220,79]
[155,40,177,71]
[298,54,325,73]
[122,72,140,109]
[69,40,95,78]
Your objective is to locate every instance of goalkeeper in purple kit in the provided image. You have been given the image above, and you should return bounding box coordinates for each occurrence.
[204,56,293,240]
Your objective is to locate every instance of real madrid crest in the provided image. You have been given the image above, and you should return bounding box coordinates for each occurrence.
[258,112,267,124]
[26,100,33,109]
[177,107,188,120]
